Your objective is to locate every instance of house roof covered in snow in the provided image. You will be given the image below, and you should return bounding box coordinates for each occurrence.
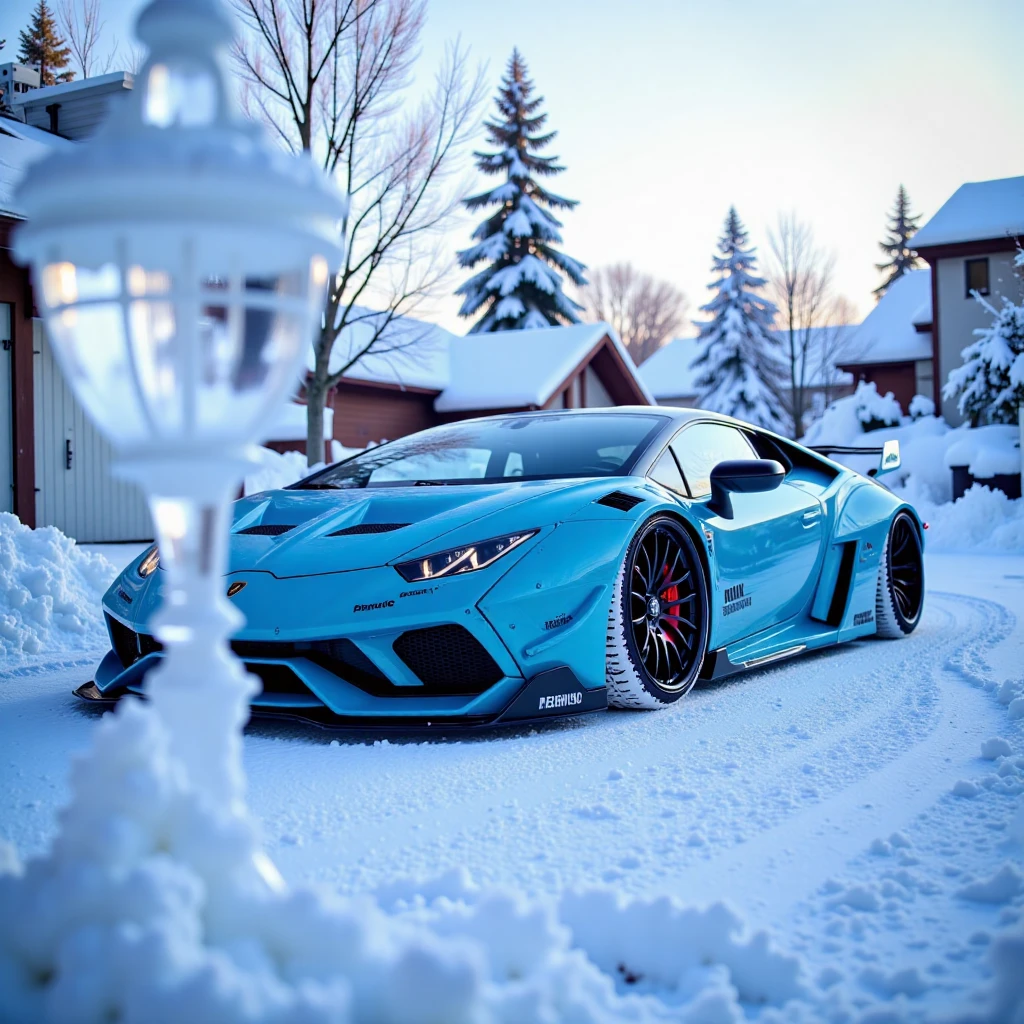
[838,269,933,367]
[0,116,73,219]
[308,313,652,412]
[437,322,652,412]
[317,308,454,392]
[639,327,857,402]
[638,336,703,400]
[911,176,1024,250]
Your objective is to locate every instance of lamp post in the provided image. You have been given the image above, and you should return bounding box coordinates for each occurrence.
[14,0,344,813]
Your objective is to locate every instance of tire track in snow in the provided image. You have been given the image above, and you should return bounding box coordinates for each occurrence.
[665,592,1013,927]
[253,589,1013,903]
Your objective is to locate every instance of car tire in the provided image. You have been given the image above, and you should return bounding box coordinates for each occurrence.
[606,515,710,709]
[875,511,924,638]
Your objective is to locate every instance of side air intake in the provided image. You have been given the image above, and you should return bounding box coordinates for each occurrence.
[596,491,644,512]
[237,524,296,536]
[329,523,410,536]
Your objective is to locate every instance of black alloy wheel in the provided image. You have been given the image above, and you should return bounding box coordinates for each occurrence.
[625,518,707,695]
[887,513,924,626]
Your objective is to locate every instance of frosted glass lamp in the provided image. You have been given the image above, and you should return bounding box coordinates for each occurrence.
[13,0,344,814]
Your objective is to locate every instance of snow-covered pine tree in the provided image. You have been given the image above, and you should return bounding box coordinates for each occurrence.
[873,184,921,299]
[17,0,74,86]
[455,49,586,332]
[943,290,1024,426]
[691,207,784,430]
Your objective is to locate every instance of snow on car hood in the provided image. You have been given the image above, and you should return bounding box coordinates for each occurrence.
[228,478,593,577]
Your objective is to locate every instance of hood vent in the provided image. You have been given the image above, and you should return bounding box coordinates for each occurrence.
[237,524,296,536]
[329,523,410,536]
[596,491,644,512]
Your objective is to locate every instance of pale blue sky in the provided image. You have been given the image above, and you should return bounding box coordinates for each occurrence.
[4,0,1022,333]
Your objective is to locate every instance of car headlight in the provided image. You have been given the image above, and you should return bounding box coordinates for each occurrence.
[395,531,537,583]
[137,544,160,578]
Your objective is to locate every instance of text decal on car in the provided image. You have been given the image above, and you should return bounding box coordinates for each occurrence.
[722,583,752,616]
[539,691,583,711]
[353,600,395,612]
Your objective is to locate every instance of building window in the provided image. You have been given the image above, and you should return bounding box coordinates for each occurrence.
[965,257,990,297]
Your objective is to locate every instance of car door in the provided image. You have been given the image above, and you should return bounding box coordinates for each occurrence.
[670,421,825,646]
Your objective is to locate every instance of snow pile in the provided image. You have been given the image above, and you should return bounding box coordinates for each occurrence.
[803,381,901,446]
[0,695,807,1024]
[945,423,1021,478]
[244,444,361,495]
[0,512,117,656]
[909,484,1024,552]
[244,447,318,495]
[852,380,902,430]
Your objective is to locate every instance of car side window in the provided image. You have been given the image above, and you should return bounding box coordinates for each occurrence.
[648,448,688,495]
[671,422,757,498]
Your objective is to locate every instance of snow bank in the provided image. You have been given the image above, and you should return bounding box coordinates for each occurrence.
[909,485,1024,552]
[0,513,117,656]
[0,696,807,1024]
[244,448,317,496]
[243,443,361,496]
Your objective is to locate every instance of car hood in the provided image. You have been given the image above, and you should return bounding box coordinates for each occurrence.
[226,479,601,577]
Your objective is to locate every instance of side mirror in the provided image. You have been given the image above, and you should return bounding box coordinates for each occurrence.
[708,459,785,519]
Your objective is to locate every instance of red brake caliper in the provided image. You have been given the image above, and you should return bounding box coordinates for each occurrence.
[660,563,679,639]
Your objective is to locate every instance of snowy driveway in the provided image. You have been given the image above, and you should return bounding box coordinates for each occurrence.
[2,552,1023,1020]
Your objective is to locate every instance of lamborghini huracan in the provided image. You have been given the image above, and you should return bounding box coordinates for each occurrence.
[77,408,925,727]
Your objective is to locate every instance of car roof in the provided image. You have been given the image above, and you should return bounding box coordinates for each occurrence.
[456,406,729,428]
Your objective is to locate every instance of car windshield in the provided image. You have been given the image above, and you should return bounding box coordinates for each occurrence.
[295,413,668,489]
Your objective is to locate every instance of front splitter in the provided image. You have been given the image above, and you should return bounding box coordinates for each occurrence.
[74,668,608,732]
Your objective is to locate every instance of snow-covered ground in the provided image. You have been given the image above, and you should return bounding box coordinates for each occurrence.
[1,543,1023,1022]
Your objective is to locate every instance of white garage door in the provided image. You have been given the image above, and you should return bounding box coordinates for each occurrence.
[33,320,152,542]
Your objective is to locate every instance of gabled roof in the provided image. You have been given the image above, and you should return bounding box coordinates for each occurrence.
[436,322,652,412]
[310,314,652,411]
[839,269,933,367]
[911,176,1024,250]
[639,326,857,401]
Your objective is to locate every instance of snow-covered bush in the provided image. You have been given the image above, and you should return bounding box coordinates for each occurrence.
[908,393,935,420]
[803,381,903,446]
[853,380,902,432]
[0,513,117,656]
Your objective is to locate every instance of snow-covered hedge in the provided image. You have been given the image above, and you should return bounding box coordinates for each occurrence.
[0,513,117,656]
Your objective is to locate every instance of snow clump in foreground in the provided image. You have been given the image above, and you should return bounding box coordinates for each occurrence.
[0,695,806,1024]
[0,512,117,656]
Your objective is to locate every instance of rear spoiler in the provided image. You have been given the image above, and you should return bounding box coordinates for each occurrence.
[809,440,901,479]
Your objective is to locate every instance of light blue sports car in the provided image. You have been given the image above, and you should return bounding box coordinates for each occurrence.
[78,408,925,728]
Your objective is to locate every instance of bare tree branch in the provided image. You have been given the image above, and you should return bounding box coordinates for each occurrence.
[232,0,485,464]
[582,263,688,365]
[768,212,839,438]
[57,0,112,78]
